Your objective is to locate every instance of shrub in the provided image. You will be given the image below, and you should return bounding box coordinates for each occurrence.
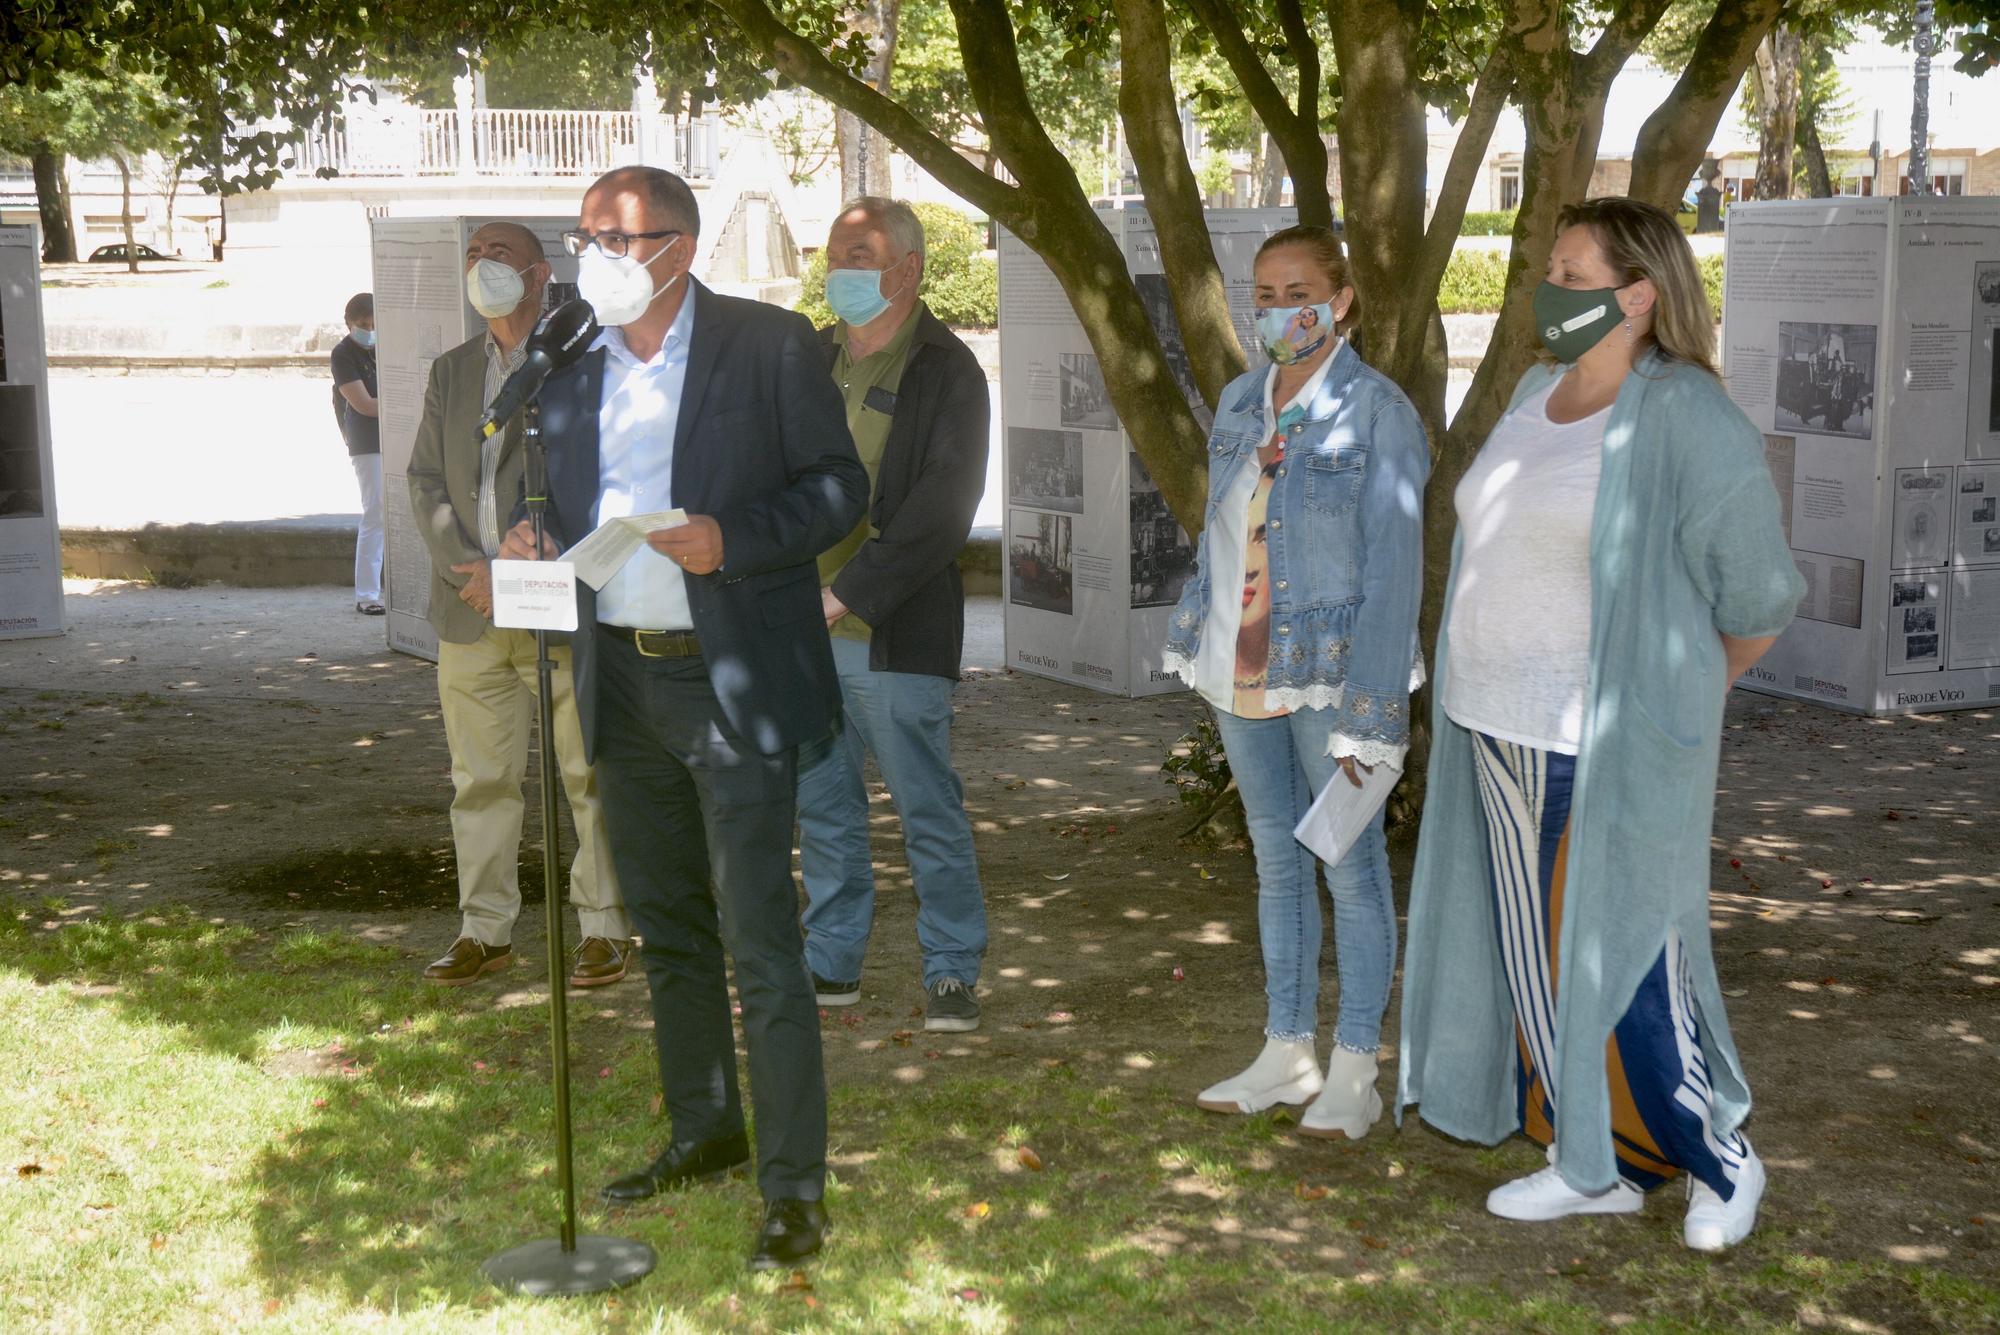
[1437,248,1511,314]
[1435,248,1727,319]
[795,201,998,330]
[1460,209,1518,237]
[1698,254,1724,318]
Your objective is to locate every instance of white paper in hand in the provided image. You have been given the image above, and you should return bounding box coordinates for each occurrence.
[564,509,689,590]
[1293,760,1401,866]
[491,559,579,632]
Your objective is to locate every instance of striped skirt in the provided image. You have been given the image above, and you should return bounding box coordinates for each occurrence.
[1469,731,1750,1199]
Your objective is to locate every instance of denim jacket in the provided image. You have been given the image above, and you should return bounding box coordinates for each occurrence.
[1163,339,1430,765]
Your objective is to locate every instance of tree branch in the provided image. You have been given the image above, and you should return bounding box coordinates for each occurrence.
[1582,0,1678,90]
[706,0,1019,221]
[1412,44,1512,315]
[1180,0,1332,227]
[1628,0,1785,207]
[1110,0,1245,405]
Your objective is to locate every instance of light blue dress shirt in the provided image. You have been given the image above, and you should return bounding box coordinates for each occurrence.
[593,286,697,630]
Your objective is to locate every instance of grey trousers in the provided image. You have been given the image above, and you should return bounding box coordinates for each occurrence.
[592,627,827,1202]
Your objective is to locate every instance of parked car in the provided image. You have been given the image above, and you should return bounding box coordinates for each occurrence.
[88,243,175,263]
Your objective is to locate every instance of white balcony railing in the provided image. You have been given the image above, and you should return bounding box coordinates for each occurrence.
[296,107,718,181]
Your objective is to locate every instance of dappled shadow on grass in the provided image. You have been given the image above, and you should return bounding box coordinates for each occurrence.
[221,843,565,913]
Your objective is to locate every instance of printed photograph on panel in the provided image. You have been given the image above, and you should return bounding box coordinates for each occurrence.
[1763,433,1796,543]
[1058,352,1118,431]
[0,384,44,518]
[1891,468,1950,570]
[1885,574,1947,675]
[1976,263,2000,446]
[1133,273,1213,431]
[1775,321,1876,439]
[1008,427,1085,514]
[1129,451,1196,608]
[1906,633,1940,662]
[1008,509,1074,615]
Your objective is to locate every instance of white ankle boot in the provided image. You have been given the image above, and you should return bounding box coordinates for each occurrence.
[1299,1046,1384,1140]
[1195,1037,1322,1114]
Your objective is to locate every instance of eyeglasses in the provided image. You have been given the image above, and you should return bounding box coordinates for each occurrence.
[561,228,682,259]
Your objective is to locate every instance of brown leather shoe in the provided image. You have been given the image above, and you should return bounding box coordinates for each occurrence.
[568,935,630,988]
[423,937,513,986]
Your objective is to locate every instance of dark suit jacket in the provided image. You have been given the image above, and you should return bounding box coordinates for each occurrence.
[819,305,990,680]
[533,280,867,759]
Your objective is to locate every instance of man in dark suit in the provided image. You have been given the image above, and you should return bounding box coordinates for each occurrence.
[499,165,865,1271]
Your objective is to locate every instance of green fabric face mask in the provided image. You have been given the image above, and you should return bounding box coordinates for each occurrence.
[1532,281,1625,363]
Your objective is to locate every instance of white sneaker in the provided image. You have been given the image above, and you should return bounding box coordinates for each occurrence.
[1299,1046,1384,1140]
[1684,1142,1765,1252]
[1486,1151,1646,1222]
[1194,1037,1321,1114]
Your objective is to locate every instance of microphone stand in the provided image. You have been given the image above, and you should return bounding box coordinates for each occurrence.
[482,401,655,1297]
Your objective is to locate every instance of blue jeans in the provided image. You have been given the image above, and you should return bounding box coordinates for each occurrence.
[796,636,986,988]
[1213,706,1395,1053]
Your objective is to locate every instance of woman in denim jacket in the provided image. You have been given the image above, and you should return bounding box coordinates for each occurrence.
[1163,225,1429,1138]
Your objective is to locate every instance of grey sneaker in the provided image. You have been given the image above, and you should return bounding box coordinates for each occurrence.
[924,977,980,1032]
[813,972,860,1006]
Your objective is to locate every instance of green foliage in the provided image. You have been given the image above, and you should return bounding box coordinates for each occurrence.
[1459,209,1518,237]
[1436,249,1511,314]
[1432,247,1727,317]
[364,27,640,111]
[0,55,183,163]
[795,202,998,330]
[1699,254,1725,317]
[1159,714,1232,814]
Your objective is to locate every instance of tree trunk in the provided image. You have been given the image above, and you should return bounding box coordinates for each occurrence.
[837,0,902,199]
[30,146,76,263]
[1258,132,1285,207]
[115,152,139,274]
[1752,26,1801,200]
[1802,118,1834,198]
[1628,0,1786,209]
[215,190,228,262]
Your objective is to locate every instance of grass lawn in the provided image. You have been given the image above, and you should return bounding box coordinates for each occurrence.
[3,906,1993,1333]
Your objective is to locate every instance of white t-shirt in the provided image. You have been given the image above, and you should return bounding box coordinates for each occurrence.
[1442,376,1608,755]
[1188,355,1337,714]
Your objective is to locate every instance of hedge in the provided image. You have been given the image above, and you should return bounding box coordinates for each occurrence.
[795,201,999,330]
[1459,209,1518,237]
[1436,248,1726,318]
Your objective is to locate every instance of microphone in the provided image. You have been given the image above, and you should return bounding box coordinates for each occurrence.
[476,299,600,440]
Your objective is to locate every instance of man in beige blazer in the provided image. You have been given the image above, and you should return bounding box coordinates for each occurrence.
[406,221,630,988]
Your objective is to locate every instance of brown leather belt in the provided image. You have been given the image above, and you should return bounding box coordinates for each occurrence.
[601,624,701,658]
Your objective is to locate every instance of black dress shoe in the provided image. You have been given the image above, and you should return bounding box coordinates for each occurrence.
[600,1132,751,1203]
[748,1197,827,1271]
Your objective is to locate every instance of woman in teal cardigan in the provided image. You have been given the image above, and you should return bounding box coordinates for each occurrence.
[1397,198,1804,1252]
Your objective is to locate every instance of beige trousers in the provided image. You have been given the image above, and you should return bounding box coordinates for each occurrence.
[437,626,627,944]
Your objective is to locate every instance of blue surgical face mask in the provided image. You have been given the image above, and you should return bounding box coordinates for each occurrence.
[1253,303,1334,365]
[826,265,907,326]
[350,327,376,349]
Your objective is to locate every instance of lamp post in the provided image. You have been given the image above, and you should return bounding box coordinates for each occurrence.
[1908,0,1937,195]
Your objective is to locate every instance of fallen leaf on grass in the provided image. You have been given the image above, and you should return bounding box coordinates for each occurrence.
[1294,1180,1329,1201]
[150,1234,167,1251]
[1017,1147,1044,1171]
[1042,872,1072,882]
[263,1300,280,1316]
[598,1067,612,1078]
[890,1029,915,1047]
[15,1162,42,1178]
[965,1201,991,1219]
[780,1271,812,1293]
[1360,1236,1386,1250]
[955,1288,984,1303]
[1171,966,1185,982]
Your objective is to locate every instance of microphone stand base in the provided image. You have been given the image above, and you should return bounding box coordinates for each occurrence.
[481,1234,657,1297]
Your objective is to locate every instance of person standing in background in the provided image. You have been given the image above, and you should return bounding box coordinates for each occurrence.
[795,197,991,1034]
[405,222,631,990]
[330,292,384,615]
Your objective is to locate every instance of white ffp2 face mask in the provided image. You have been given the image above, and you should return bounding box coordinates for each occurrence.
[577,238,683,328]
[466,258,530,320]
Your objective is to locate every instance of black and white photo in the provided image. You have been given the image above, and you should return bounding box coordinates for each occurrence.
[1904,606,1938,635]
[1058,352,1118,431]
[1133,273,1213,432]
[1775,321,1876,440]
[1008,508,1074,616]
[1906,633,1940,662]
[1892,580,1932,607]
[1007,427,1085,515]
[1128,451,1196,609]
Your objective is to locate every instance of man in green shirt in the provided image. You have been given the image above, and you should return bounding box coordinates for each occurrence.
[797,197,992,1033]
